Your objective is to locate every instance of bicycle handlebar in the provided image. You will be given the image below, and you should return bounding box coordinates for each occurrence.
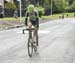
[25,28,35,31]
[23,28,35,34]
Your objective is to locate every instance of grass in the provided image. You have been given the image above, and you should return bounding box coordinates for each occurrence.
[0,17,20,21]
[0,13,74,31]
[42,14,59,20]
[41,13,75,20]
[0,13,75,21]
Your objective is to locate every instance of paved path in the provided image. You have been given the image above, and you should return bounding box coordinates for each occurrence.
[0,18,75,63]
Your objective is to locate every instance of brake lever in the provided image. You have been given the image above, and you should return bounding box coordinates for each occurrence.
[22,29,25,34]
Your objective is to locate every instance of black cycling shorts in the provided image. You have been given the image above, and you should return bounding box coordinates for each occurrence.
[30,19,39,29]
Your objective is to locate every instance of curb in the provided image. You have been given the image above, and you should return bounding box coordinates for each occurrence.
[5,24,25,30]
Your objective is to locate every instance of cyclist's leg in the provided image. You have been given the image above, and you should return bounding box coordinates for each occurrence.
[35,30,38,46]
[31,20,39,46]
[28,21,32,29]
[35,20,39,46]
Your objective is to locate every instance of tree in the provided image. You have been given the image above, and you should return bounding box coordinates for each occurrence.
[44,0,51,9]
[52,0,69,13]
[5,2,16,10]
[71,1,75,11]
[14,0,19,9]
[68,0,73,5]
[64,1,70,12]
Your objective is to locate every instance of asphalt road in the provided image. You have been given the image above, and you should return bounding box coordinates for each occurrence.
[0,18,75,63]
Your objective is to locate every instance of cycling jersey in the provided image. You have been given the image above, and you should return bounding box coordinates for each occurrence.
[25,11,39,28]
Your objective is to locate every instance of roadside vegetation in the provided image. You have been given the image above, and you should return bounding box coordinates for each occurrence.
[0,13,75,21]
[42,13,75,20]
[3,0,75,18]
[0,12,75,31]
[0,0,75,31]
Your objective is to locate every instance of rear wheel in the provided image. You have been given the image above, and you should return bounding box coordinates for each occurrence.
[33,37,37,53]
[28,37,33,57]
[34,44,37,53]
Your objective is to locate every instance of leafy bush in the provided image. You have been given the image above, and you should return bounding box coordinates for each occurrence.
[5,2,16,10]
[35,6,45,17]
[72,1,75,11]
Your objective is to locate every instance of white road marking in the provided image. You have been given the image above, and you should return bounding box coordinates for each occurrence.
[17,30,50,34]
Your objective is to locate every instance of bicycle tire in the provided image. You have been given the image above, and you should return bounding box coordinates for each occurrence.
[28,37,33,57]
[33,37,37,53]
[34,44,37,53]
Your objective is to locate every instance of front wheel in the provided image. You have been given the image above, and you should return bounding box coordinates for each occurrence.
[28,37,33,57]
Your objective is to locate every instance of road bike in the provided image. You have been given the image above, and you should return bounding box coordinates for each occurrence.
[23,28,37,57]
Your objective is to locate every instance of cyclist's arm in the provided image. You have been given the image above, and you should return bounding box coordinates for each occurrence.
[35,11,39,21]
[25,12,29,26]
[35,11,39,28]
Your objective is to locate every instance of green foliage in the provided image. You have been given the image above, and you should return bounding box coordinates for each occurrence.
[69,0,73,5]
[53,0,66,12]
[64,2,70,12]
[72,1,75,11]
[35,6,45,16]
[5,2,16,10]
[4,0,75,15]
[42,0,70,13]
[44,0,51,9]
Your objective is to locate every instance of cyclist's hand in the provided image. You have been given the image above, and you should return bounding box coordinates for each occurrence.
[26,26,29,29]
[32,26,35,28]
[26,26,31,30]
[28,22,32,27]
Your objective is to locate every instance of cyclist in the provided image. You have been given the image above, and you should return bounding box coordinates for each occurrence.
[25,5,39,46]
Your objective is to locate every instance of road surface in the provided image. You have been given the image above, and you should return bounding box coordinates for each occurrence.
[0,18,75,63]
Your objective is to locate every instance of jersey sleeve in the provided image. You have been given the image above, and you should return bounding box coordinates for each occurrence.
[35,11,39,21]
[25,12,29,26]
